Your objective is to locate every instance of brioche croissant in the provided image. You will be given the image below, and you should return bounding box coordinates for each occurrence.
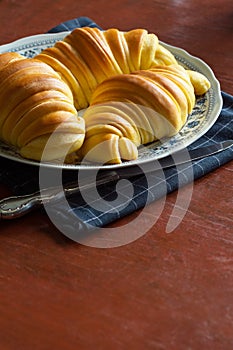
[79,65,196,164]
[35,27,177,110]
[0,28,211,164]
[0,52,85,161]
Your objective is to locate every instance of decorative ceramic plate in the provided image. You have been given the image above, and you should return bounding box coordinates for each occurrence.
[0,32,222,170]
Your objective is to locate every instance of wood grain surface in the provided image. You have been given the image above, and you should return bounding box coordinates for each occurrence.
[0,1,232,349]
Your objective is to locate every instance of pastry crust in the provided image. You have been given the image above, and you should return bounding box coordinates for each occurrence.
[79,65,196,164]
[0,52,85,161]
[36,27,178,110]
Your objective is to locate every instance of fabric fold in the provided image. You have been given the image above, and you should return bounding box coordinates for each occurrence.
[47,16,102,33]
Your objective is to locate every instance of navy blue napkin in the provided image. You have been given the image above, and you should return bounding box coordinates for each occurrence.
[0,17,232,235]
[44,90,233,235]
[47,16,102,33]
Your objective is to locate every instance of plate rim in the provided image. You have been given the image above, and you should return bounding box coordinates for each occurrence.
[0,31,223,171]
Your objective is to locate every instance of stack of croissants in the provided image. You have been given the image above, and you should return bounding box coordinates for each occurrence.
[0,27,211,164]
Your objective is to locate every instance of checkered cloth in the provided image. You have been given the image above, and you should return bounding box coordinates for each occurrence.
[0,17,232,234]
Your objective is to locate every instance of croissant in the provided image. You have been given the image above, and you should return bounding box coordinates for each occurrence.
[0,28,211,164]
[79,64,196,164]
[35,27,177,110]
[0,52,85,161]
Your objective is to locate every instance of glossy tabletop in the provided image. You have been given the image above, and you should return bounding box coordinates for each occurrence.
[0,0,233,349]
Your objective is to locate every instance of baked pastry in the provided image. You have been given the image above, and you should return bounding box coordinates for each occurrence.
[0,28,211,164]
[0,52,85,161]
[35,27,178,110]
[187,70,211,95]
[79,65,196,164]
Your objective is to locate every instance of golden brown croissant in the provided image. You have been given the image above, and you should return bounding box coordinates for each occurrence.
[0,28,211,164]
[79,65,196,164]
[187,70,211,95]
[0,52,85,161]
[35,27,178,110]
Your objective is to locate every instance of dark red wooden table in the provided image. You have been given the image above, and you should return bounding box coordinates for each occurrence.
[0,1,232,349]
